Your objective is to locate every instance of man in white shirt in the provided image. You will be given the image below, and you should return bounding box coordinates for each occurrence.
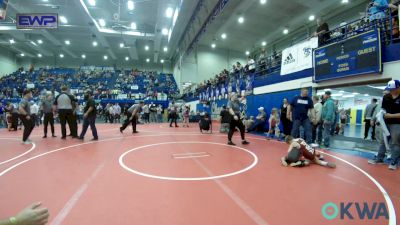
[30,102,40,127]
[108,104,115,123]
[312,96,323,145]
[114,103,121,123]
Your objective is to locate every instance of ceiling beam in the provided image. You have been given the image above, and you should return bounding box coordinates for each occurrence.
[41,30,78,58]
[8,32,53,56]
[122,37,139,60]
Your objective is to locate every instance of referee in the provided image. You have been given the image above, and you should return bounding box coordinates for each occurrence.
[120,101,144,134]
[54,86,78,139]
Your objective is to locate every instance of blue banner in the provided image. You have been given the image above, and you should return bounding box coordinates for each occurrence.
[314,29,382,82]
[17,13,58,29]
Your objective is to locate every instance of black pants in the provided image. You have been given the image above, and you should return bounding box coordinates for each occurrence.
[43,113,55,135]
[169,112,177,127]
[11,112,19,130]
[144,113,150,123]
[364,119,376,139]
[121,112,137,132]
[281,118,292,136]
[80,116,98,139]
[228,118,245,142]
[20,115,34,142]
[31,114,38,127]
[59,109,77,138]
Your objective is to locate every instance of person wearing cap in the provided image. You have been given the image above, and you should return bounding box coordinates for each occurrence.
[368,80,400,170]
[321,91,335,148]
[19,90,35,144]
[247,106,267,132]
[78,90,98,141]
[120,101,144,134]
[287,88,315,144]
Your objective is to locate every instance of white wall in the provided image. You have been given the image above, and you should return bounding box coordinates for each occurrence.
[0,47,18,77]
[173,45,247,89]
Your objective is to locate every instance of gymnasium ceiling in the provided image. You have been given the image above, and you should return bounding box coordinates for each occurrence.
[0,0,368,65]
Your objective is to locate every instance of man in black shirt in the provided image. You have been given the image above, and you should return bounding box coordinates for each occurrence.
[219,105,231,133]
[369,80,400,170]
[78,90,98,141]
[54,86,78,139]
[19,90,34,144]
[313,18,330,46]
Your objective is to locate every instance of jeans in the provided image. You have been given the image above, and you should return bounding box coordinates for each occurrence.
[79,116,98,139]
[312,123,323,144]
[291,118,312,144]
[376,124,400,165]
[247,119,265,132]
[323,121,332,147]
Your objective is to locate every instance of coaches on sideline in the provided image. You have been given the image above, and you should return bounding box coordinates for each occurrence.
[54,86,78,139]
[78,90,98,141]
[120,101,145,134]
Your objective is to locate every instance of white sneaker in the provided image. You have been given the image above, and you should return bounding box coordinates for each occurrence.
[22,140,32,145]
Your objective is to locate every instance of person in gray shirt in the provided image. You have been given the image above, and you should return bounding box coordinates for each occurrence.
[19,90,34,144]
[364,98,378,140]
[41,93,56,138]
[120,101,144,134]
[227,93,249,146]
[54,86,77,139]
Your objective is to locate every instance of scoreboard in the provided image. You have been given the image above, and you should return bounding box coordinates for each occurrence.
[314,29,382,82]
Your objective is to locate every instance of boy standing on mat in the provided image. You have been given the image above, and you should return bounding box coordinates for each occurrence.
[19,89,35,144]
[281,135,336,168]
[120,101,144,134]
[227,93,249,146]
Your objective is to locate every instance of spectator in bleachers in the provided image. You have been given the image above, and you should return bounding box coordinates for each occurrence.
[288,88,315,144]
[313,18,331,46]
[367,0,398,22]
[246,56,256,73]
[247,107,267,132]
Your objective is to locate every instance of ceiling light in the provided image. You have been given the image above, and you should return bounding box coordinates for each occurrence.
[131,22,137,30]
[60,54,64,58]
[245,51,250,55]
[166,7,174,18]
[161,28,169,36]
[125,56,129,61]
[324,88,331,91]
[163,47,168,52]
[364,94,370,97]
[88,0,96,6]
[127,0,134,10]
[261,41,267,46]
[221,33,227,39]
[238,17,244,24]
[104,55,108,60]
[211,43,216,48]
[283,29,289,34]
[260,0,267,4]
[20,53,25,57]
[145,45,149,51]
[331,93,343,97]
[146,58,150,63]
[9,39,15,44]
[38,54,42,58]
[92,41,98,47]
[309,15,315,21]
[37,39,43,44]
[60,16,68,24]
[160,59,164,63]
[30,41,38,46]
[99,19,106,27]
[343,94,355,98]
[339,90,345,93]
[65,40,70,45]
[42,0,49,2]
[352,92,360,95]
[81,54,86,59]
[341,0,349,4]
[120,43,124,48]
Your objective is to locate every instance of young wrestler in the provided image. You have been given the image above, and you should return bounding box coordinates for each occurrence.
[281,135,336,168]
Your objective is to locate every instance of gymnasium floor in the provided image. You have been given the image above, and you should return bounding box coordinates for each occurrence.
[0,123,399,225]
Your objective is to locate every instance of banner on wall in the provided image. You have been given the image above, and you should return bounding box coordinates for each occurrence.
[280,37,318,75]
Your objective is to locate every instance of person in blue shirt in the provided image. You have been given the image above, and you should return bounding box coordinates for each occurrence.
[287,88,316,144]
[367,0,398,21]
